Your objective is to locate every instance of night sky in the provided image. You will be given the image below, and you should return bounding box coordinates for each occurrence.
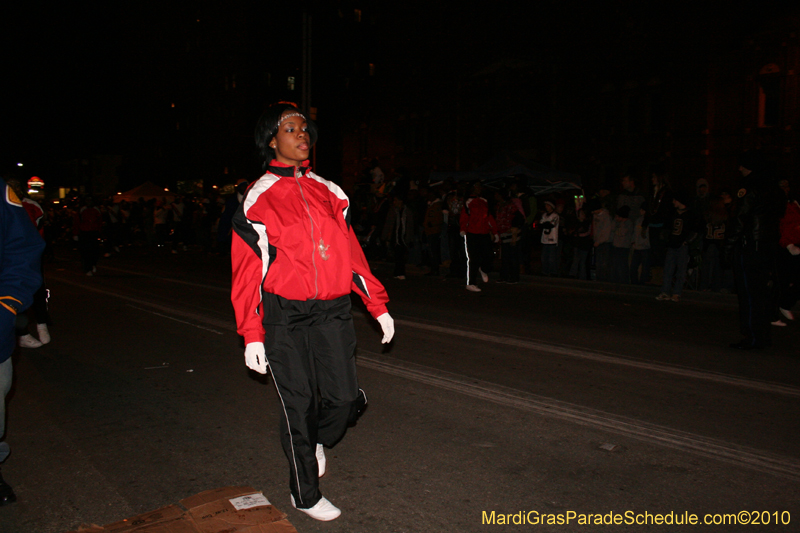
[1,1,792,186]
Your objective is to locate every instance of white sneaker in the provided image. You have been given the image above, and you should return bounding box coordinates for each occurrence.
[655,293,671,301]
[771,319,787,327]
[465,284,482,292]
[290,495,341,521]
[19,334,43,348]
[479,268,489,283]
[37,324,51,345]
[316,443,326,478]
[780,308,794,321]
[393,275,406,280]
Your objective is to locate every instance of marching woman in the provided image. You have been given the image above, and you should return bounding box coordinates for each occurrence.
[459,182,499,292]
[230,103,394,521]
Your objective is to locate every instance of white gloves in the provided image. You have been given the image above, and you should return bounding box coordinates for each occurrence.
[376,313,395,344]
[788,244,800,256]
[244,342,268,374]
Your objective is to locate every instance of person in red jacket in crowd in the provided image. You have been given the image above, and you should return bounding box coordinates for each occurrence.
[773,180,800,325]
[73,196,102,276]
[230,103,394,522]
[459,181,499,292]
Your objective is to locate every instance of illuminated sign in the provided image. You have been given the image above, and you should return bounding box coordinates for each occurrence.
[28,176,45,188]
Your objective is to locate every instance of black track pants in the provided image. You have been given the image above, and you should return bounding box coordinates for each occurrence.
[465,233,493,285]
[261,294,363,509]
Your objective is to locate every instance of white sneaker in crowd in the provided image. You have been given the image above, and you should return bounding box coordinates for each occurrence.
[771,320,787,327]
[779,308,794,321]
[19,334,43,348]
[316,443,326,478]
[465,284,481,292]
[290,495,341,521]
[37,324,51,345]
[479,268,489,283]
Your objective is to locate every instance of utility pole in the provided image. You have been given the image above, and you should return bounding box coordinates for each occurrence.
[301,8,315,168]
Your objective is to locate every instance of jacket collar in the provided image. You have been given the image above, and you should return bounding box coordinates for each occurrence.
[267,159,311,177]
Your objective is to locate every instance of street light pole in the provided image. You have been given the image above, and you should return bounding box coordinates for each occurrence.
[301,8,315,168]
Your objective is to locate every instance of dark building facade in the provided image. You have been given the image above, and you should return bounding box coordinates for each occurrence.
[336,7,800,197]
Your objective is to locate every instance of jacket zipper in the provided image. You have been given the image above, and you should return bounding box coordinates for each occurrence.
[294,167,319,299]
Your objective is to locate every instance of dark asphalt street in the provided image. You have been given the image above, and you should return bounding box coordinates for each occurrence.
[1,247,799,533]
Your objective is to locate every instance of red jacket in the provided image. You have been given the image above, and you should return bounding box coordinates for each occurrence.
[231,161,389,345]
[459,196,498,235]
[779,200,800,248]
[73,206,102,234]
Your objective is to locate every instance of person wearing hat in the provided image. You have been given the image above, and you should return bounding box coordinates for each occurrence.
[724,150,786,348]
[656,191,698,302]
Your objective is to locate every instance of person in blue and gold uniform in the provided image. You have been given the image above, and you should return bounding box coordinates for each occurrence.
[0,179,45,505]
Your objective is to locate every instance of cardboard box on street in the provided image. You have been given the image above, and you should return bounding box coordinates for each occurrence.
[65,487,297,533]
[182,486,297,533]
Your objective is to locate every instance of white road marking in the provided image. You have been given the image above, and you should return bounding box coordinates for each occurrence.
[51,274,800,480]
[357,351,800,482]
[55,273,800,397]
[356,312,800,398]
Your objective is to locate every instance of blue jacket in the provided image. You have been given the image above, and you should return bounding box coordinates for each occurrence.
[1,183,45,363]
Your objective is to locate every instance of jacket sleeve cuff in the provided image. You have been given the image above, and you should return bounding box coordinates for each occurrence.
[0,297,22,315]
[368,304,388,320]
[242,329,265,346]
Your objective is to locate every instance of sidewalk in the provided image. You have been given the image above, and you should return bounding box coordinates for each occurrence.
[374,259,739,308]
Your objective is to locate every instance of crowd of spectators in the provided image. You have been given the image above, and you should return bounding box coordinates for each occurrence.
[30,158,800,326]
[34,188,241,271]
[345,160,799,322]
